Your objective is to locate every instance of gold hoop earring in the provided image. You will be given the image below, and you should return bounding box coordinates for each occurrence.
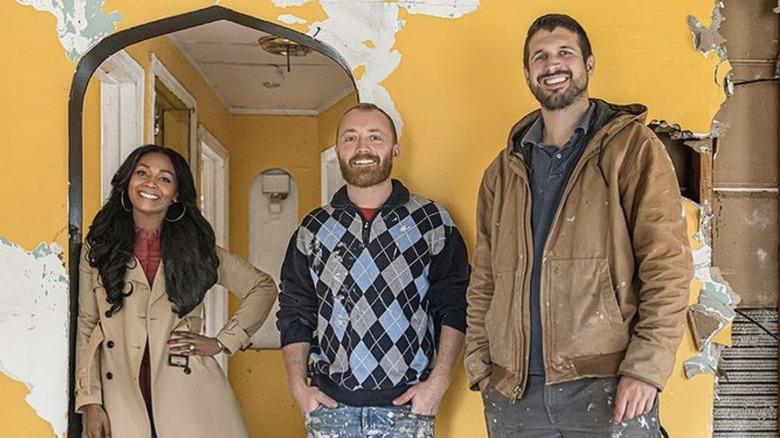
[120,190,132,213]
[165,202,186,222]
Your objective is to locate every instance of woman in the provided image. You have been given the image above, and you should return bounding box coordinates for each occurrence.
[75,145,277,438]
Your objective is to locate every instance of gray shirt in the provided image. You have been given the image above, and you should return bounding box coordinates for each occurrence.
[518,102,595,376]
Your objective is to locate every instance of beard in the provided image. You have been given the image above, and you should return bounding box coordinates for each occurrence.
[530,69,588,111]
[338,152,393,188]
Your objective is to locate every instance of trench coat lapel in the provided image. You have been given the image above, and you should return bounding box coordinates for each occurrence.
[149,263,168,306]
[124,257,167,307]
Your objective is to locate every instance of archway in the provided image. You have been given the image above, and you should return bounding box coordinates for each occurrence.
[67,6,355,436]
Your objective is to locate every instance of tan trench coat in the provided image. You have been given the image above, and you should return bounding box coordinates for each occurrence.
[75,245,277,438]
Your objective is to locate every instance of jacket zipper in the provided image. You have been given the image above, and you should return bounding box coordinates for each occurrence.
[510,161,533,404]
[508,139,603,400]
[536,145,603,377]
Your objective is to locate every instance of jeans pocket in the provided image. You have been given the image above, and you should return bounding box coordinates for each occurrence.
[409,411,436,421]
[304,404,326,423]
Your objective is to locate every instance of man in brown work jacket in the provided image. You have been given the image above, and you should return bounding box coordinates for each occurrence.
[464,13,693,437]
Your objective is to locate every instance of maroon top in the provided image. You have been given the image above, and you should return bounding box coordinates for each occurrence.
[358,207,379,222]
[134,229,160,435]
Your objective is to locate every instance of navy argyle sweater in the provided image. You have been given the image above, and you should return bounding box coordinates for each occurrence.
[277,180,468,406]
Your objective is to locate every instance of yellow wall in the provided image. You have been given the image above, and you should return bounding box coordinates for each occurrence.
[226,114,319,438]
[0,0,727,437]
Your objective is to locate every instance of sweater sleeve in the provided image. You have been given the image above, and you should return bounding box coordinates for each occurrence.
[277,229,319,346]
[427,225,470,333]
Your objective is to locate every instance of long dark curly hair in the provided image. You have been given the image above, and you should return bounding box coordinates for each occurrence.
[85,145,219,318]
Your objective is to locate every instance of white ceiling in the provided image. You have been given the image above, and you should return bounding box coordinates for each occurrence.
[167,21,354,115]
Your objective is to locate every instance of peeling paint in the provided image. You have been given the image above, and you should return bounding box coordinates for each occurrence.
[687,0,727,60]
[16,0,121,60]
[298,0,479,135]
[0,236,69,437]
[278,13,307,25]
[683,201,740,379]
[684,343,724,378]
[650,119,711,140]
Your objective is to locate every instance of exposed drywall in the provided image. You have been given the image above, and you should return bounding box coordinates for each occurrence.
[0,237,69,437]
[713,192,778,307]
[688,0,727,59]
[683,209,739,377]
[15,0,121,60]
[710,0,780,310]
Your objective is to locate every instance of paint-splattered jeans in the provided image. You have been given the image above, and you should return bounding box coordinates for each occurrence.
[305,403,435,438]
[483,376,660,438]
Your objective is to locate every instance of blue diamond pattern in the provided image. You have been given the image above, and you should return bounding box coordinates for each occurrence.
[350,341,378,383]
[409,348,429,374]
[330,299,349,341]
[350,249,380,292]
[319,217,348,251]
[414,274,429,299]
[378,301,410,343]
[388,214,422,253]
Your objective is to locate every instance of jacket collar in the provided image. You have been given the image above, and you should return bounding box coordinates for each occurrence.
[330,179,410,212]
[507,98,648,167]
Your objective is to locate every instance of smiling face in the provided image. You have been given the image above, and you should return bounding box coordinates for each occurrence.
[336,108,399,188]
[127,152,178,227]
[524,27,594,111]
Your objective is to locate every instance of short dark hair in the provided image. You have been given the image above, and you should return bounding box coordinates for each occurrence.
[338,102,398,144]
[523,14,593,70]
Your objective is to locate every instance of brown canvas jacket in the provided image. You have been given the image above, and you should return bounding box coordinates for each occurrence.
[465,99,692,401]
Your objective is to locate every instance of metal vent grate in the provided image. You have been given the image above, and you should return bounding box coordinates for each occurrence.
[713,307,778,437]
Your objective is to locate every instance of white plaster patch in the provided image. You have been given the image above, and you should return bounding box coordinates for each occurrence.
[278,14,308,25]
[400,0,479,19]
[16,0,121,60]
[684,200,740,379]
[0,236,69,437]
[303,0,480,136]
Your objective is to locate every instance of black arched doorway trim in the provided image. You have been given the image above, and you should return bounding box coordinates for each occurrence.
[67,6,355,435]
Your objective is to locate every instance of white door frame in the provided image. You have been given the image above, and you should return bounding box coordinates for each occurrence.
[321,145,344,206]
[95,50,145,202]
[198,125,230,371]
[148,53,198,176]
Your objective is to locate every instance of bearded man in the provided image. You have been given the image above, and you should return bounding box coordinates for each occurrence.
[464,14,692,437]
[278,103,469,438]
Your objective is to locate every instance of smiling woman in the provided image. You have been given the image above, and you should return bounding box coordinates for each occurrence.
[76,145,278,438]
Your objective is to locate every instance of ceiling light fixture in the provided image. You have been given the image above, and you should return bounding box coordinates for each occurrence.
[258,36,312,73]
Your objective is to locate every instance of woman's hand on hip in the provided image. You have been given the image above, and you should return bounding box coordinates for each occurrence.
[168,331,222,356]
[83,404,111,438]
